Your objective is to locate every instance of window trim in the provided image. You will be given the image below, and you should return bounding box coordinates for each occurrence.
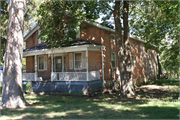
[111,52,116,69]
[69,53,73,69]
[110,34,115,41]
[74,52,82,69]
[74,52,86,70]
[133,41,137,47]
[38,30,42,44]
[141,56,143,67]
[38,55,47,71]
[132,55,135,69]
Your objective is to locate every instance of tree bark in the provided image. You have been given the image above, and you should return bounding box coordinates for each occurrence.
[122,1,135,96]
[1,0,29,108]
[157,54,162,78]
[113,1,123,93]
[113,1,135,97]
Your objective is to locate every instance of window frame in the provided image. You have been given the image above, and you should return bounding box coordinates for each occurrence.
[110,34,115,41]
[38,55,47,71]
[69,53,73,69]
[74,52,82,69]
[38,30,42,44]
[132,55,135,69]
[133,41,137,47]
[111,52,116,69]
[141,56,143,67]
[74,52,86,70]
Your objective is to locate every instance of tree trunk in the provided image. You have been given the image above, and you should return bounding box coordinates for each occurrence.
[121,1,135,96]
[1,0,29,108]
[113,1,135,97]
[157,54,162,78]
[113,1,123,93]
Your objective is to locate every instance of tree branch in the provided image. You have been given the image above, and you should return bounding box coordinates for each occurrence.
[100,2,113,12]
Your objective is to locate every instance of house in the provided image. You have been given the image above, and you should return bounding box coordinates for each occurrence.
[23,21,157,94]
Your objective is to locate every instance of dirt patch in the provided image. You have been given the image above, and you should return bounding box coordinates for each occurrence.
[88,85,179,103]
[136,85,179,100]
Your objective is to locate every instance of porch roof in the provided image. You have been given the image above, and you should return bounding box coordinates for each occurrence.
[23,39,104,57]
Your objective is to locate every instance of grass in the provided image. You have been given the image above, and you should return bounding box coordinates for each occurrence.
[145,78,179,86]
[0,78,179,119]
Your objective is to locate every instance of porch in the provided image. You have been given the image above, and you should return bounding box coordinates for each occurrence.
[22,71,100,81]
[23,40,105,93]
[22,71,102,94]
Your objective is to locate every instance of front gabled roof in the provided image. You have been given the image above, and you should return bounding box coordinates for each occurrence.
[24,21,146,43]
[24,25,39,41]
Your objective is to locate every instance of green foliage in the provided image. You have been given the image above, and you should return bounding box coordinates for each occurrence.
[37,0,99,48]
[22,58,26,72]
[145,79,179,86]
[0,83,2,93]
[160,41,179,74]
[22,81,32,94]
[0,80,179,119]
[129,1,179,74]
[130,1,179,47]
[0,0,41,63]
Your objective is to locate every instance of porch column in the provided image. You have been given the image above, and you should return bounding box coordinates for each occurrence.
[51,52,53,81]
[101,47,105,87]
[34,55,37,81]
[86,49,89,81]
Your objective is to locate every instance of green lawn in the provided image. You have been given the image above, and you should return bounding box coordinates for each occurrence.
[0,79,179,119]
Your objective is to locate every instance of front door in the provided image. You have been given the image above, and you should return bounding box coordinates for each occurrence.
[55,56,62,72]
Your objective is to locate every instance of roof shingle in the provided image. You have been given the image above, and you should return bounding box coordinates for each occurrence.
[23,39,102,52]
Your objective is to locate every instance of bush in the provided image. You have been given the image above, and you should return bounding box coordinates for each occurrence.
[22,81,32,94]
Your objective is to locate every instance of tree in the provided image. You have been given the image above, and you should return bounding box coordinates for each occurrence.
[37,0,99,48]
[160,39,179,78]
[38,0,135,96]
[129,1,179,77]
[0,1,9,65]
[1,0,29,108]
[99,1,135,96]
[0,0,41,64]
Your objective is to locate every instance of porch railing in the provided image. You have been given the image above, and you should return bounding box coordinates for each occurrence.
[89,71,100,81]
[52,72,86,81]
[52,71,100,81]
[0,72,3,83]
[22,73,35,81]
[22,71,100,81]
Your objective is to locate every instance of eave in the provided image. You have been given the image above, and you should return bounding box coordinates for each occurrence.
[23,44,104,57]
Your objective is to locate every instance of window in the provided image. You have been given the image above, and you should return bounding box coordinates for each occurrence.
[145,58,150,75]
[75,53,82,69]
[69,53,73,69]
[38,56,47,71]
[141,57,143,67]
[64,24,76,40]
[76,26,80,38]
[133,41,136,47]
[38,30,42,44]
[132,55,135,69]
[110,34,115,41]
[73,52,86,69]
[140,44,144,51]
[82,52,86,68]
[64,56,66,71]
[111,52,116,69]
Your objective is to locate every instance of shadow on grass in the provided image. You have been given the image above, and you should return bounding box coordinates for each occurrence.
[0,93,179,119]
[136,87,179,101]
[0,79,179,119]
[146,79,179,86]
